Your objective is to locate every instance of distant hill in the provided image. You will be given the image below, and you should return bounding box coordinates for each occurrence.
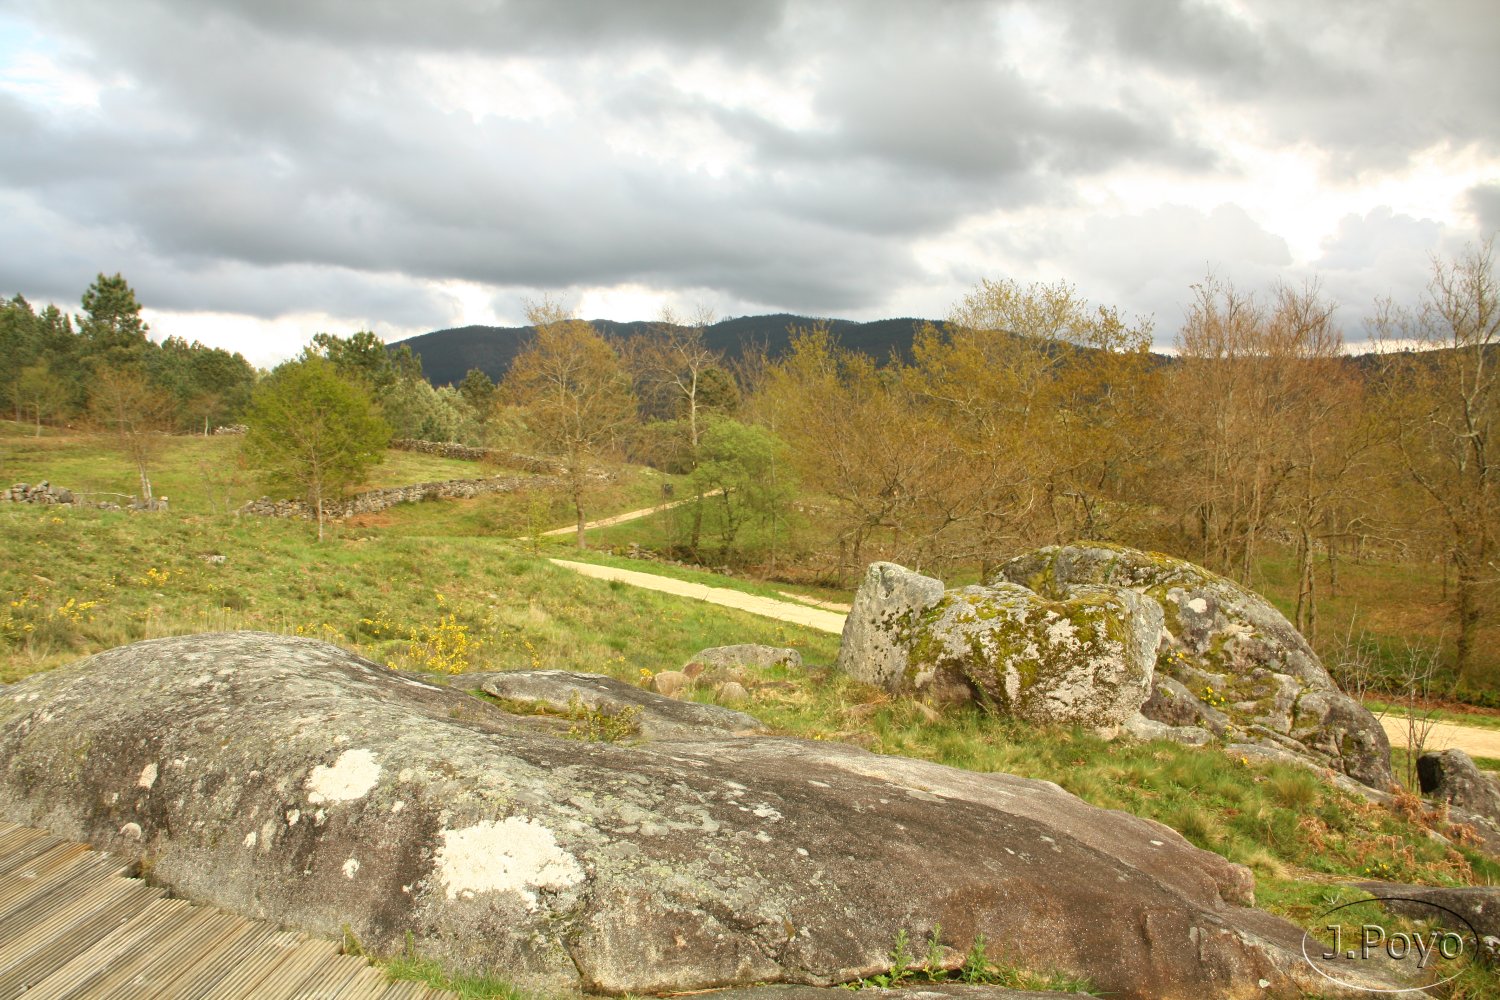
[389,313,1481,388]
[390,315,935,387]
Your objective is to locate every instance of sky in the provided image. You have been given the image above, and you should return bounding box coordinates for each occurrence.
[1,0,1497,367]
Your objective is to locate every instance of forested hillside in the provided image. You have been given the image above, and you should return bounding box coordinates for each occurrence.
[393,314,933,386]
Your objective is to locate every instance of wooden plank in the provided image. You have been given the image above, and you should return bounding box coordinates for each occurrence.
[201,931,310,999]
[58,900,209,998]
[0,853,136,935]
[240,938,341,998]
[0,835,76,884]
[0,845,103,915]
[21,897,195,999]
[328,962,405,1000]
[0,875,161,988]
[164,923,282,1000]
[0,822,54,860]
[0,822,461,1000]
[108,908,245,1000]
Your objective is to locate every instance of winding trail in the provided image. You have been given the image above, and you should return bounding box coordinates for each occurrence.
[548,559,847,635]
[538,490,723,537]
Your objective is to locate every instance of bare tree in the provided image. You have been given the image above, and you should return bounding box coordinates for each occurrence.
[1374,242,1500,685]
[501,301,635,549]
[88,366,175,507]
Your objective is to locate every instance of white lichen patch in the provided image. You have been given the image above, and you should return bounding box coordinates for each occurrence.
[434,817,585,909]
[120,822,142,840]
[286,809,300,826]
[1044,617,1080,650]
[343,858,360,879]
[392,801,405,814]
[138,763,158,789]
[305,748,381,804]
[1187,597,1209,614]
[243,831,257,848]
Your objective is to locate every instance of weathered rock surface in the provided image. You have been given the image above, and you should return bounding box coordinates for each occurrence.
[690,644,804,671]
[467,669,765,739]
[997,543,1392,789]
[1418,749,1500,822]
[836,562,945,691]
[0,633,1400,998]
[908,583,1162,727]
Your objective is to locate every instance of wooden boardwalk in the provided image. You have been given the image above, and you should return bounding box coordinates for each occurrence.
[0,821,456,999]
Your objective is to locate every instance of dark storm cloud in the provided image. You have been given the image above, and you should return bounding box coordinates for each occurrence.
[1058,0,1500,173]
[0,0,1492,338]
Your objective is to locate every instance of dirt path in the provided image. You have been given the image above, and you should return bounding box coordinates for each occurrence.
[1379,716,1500,759]
[548,559,847,634]
[538,490,724,537]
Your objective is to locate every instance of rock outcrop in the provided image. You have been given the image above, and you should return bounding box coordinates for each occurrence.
[467,669,765,740]
[0,633,1400,998]
[996,543,1392,789]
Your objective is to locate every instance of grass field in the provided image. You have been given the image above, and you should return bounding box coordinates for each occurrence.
[4,427,1500,997]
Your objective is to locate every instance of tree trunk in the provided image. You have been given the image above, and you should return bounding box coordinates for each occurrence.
[1455,563,1480,685]
[572,469,586,550]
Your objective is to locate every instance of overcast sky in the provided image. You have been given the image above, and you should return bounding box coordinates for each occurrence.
[2,0,1496,366]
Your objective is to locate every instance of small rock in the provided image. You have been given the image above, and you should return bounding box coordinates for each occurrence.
[650,670,691,698]
[716,681,749,705]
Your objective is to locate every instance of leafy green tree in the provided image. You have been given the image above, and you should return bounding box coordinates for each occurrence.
[304,331,396,391]
[77,273,150,372]
[242,357,391,540]
[458,368,496,421]
[1,296,42,420]
[689,417,795,562]
[14,362,69,436]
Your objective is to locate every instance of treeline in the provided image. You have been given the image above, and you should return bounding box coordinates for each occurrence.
[0,274,257,435]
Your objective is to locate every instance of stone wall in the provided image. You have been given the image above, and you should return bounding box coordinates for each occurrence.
[238,473,560,520]
[3,481,164,512]
[390,438,562,473]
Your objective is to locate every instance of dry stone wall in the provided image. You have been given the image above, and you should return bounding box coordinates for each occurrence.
[239,473,558,520]
[390,438,563,473]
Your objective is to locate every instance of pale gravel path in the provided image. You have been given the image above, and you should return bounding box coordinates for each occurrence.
[538,490,724,537]
[548,559,847,634]
[1379,715,1500,759]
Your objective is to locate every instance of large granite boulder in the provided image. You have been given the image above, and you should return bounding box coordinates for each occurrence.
[0,633,1401,998]
[836,562,946,691]
[997,543,1392,789]
[906,583,1162,728]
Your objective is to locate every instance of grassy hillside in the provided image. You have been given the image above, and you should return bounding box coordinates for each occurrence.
[4,427,1500,996]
